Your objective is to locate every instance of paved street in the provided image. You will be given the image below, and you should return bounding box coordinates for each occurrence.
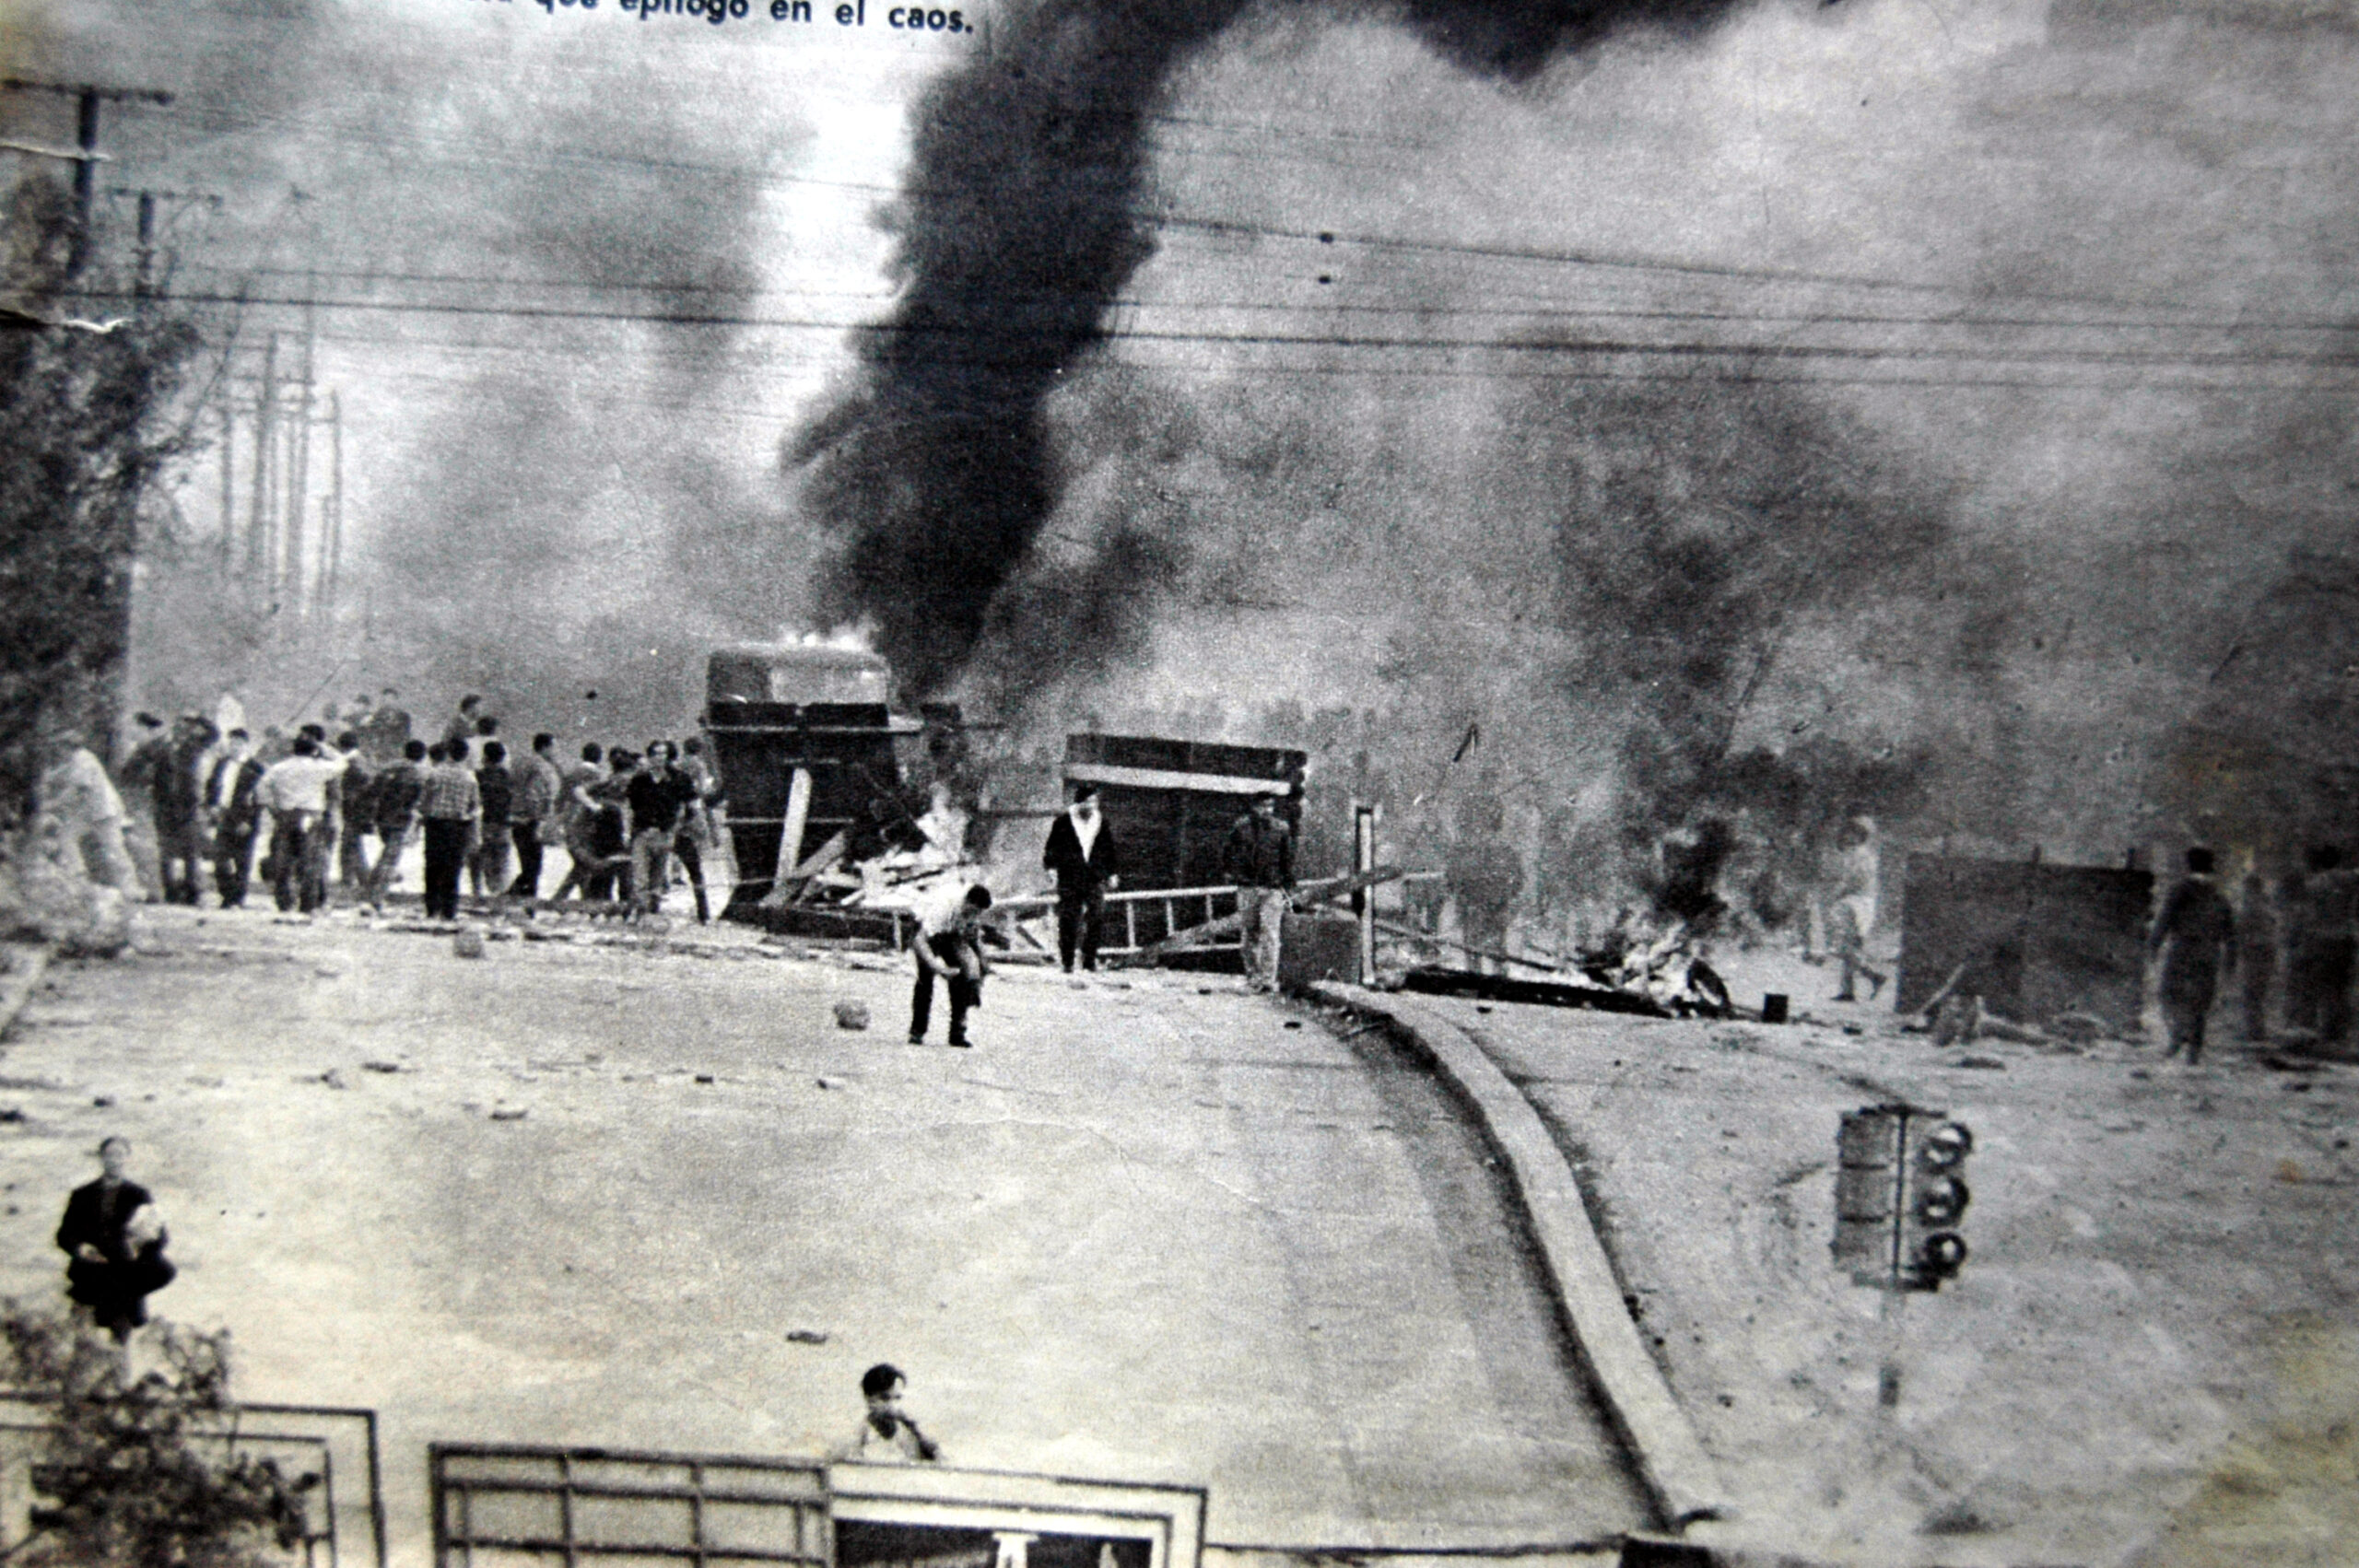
[0,908,1649,1567]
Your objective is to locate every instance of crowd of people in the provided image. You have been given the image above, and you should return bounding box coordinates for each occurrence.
[49,689,731,925]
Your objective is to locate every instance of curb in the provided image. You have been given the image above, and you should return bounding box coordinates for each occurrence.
[0,943,56,1042]
[1310,983,1731,1530]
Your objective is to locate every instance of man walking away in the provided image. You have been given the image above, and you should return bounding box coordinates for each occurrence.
[1224,792,1295,995]
[366,740,428,911]
[471,741,515,902]
[2239,867,2279,1043]
[208,731,265,908]
[626,741,699,919]
[2151,847,2236,1066]
[257,736,341,915]
[1828,817,1886,1002]
[2286,846,2356,1053]
[334,732,377,895]
[508,733,563,900]
[417,743,482,921]
[1043,784,1121,972]
[910,883,992,1047]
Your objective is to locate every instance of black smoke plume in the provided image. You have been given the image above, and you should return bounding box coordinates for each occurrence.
[792,0,1749,699]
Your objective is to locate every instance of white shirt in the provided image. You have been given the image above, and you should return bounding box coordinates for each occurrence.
[916,882,980,939]
[1072,805,1102,860]
[258,755,343,815]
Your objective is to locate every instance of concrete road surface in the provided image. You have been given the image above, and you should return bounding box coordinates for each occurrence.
[0,907,1651,1567]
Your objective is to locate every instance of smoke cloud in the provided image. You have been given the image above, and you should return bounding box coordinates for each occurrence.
[792,0,1753,698]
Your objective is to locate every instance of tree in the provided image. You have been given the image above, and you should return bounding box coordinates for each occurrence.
[0,172,204,823]
[0,1304,316,1568]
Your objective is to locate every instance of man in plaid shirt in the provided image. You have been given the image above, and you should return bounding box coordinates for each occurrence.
[417,742,482,920]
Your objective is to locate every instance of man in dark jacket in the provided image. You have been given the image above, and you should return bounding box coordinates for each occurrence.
[1042,785,1121,972]
[154,716,217,905]
[2151,847,2236,1065]
[208,731,266,908]
[56,1136,175,1342]
[1223,792,1295,994]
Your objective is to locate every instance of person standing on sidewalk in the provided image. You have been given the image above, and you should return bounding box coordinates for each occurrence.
[2151,847,2236,1065]
[417,742,482,921]
[910,882,992,1047]
[1043,784,1121,973]
[507,733,563,901]
[625,741,699,919]
[1224,792,1295,995]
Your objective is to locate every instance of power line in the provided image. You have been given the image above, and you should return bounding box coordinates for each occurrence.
[63,287,2359,376]
[166,260,2359,335]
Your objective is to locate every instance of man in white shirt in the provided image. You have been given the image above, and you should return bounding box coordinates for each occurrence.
[257,737,345,914]
[909,882,992,1048]
[263,735,348,909]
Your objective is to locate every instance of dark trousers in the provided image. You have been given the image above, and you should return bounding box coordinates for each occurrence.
[910,934,977,1042]
[157,817,206,905]
[674,831,710,922]
[213,818,259,907]
[338,821,372,887]
[270,813,328,914]
[66,1251,177,1342]
[1056,883,1105,971]
[422,818,471,919]
[508,823,546,898]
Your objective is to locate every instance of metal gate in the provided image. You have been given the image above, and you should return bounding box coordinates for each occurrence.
[430,1444,831,1568]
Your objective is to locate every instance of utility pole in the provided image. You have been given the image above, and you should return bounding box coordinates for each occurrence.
[248,333,277,605]
[218,394,236,572]
[104,187,223,297]
[322,390,345,623]
[0,79,173,275]
[286,275,316,623]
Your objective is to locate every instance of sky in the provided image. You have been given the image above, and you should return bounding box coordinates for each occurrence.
[6,0,2357,857]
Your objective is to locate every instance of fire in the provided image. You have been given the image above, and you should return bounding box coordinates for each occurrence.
[779,621,877,653]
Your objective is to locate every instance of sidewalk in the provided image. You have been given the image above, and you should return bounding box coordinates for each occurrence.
[0,907,1653,1566]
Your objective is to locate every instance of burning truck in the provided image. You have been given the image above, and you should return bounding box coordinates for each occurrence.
[702,641,977,937]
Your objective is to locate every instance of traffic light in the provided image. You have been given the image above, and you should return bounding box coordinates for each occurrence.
[1833,1106,1903,1286]
[1834,1106,1975,1291]
[1898,1118,1973,1291]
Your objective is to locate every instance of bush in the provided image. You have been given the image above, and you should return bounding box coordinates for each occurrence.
[0,1304,316,1568]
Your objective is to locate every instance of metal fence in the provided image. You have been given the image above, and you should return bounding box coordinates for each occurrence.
[431,1444,832,1568]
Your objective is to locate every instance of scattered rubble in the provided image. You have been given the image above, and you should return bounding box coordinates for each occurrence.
[832,1001,871,1031]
